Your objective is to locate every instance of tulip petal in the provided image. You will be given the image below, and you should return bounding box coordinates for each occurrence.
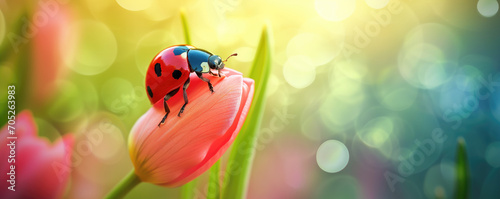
[169,77,254,187]
[129,68,254,187]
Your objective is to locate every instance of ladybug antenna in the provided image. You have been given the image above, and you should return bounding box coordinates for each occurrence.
[223,53,238,62]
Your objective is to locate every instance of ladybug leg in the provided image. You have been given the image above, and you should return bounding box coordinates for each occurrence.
[158,87,180,127]
[209,70,218,77]
[178,77,190,117]
[196,72,214,93]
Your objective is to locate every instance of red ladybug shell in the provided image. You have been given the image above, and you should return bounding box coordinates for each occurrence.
[145,45,194,104]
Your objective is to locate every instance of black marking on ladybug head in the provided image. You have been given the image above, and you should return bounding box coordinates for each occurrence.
[172,70,182,79]
[155,63,162,77]
[208,55,224,69]
[147,86,153,98]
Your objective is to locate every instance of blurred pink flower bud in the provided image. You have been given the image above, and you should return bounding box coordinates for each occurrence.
[129,68,254,187]
[0,111,74,199]
[31,2,73,106]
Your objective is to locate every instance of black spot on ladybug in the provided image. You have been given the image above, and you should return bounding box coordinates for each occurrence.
[147,86,153,98]
[172,70,182,79]
[155,63,162,77]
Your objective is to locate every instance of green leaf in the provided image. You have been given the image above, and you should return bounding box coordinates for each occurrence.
[221,25,272,199]
[181,178,198,199]
[180,10,192,45]
[454,137,469,199]
[207,160,221,199]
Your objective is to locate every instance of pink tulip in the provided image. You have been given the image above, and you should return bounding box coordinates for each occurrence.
[129,68,254,187]
[0,111,74,199]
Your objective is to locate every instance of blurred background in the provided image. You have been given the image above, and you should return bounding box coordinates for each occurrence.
[1,0,500,198]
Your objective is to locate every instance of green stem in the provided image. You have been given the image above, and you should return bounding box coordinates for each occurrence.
[207,160,221,199]
[106,170,141,199]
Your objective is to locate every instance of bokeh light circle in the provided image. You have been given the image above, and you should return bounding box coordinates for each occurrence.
[334,60,368,82]
[485,142,500,168]
[265,74,280,97]
[142,1,175,21]
[423,164,455,199]
[287,33,340,67]
[356,117,397,158]
[48,81,85,122]
[135,30,175,76]
[100,78,135,115]
[320,91,364,132]
[454,64,483,92]
[376,69,419,111]
[116,0,152,11]
[491,75,500,122]
[365,0,389,9]
[64,20,117,76]
[315,0,356,21]
[398,23,458,89]
[480,169,500,198]
[399,43,448,89]
[321,64,365,131]
[477,0,499,17]
[90,121,125,161]
[316,140,349,173]
[283,55,316,89]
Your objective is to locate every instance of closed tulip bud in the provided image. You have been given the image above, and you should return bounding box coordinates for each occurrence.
[129,68,254,187]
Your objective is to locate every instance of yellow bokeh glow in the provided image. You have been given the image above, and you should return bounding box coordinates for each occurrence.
[65,20,118,76]
[283,55,317,89]
[116,0,152,11]
[365,0,389,9]
[287,33,339,67]
[357,117,393,147]
[315,0,356,21]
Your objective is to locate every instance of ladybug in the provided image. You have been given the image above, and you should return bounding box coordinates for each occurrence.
[145,45,237,126]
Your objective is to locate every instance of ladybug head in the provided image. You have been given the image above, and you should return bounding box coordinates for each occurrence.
[208,55,224,70]
[208,53,238,70]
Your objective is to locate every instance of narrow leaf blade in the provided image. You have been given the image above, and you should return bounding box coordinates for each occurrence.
[455,137,469,199]
[222,25,272,199]
[180,10,192,45]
